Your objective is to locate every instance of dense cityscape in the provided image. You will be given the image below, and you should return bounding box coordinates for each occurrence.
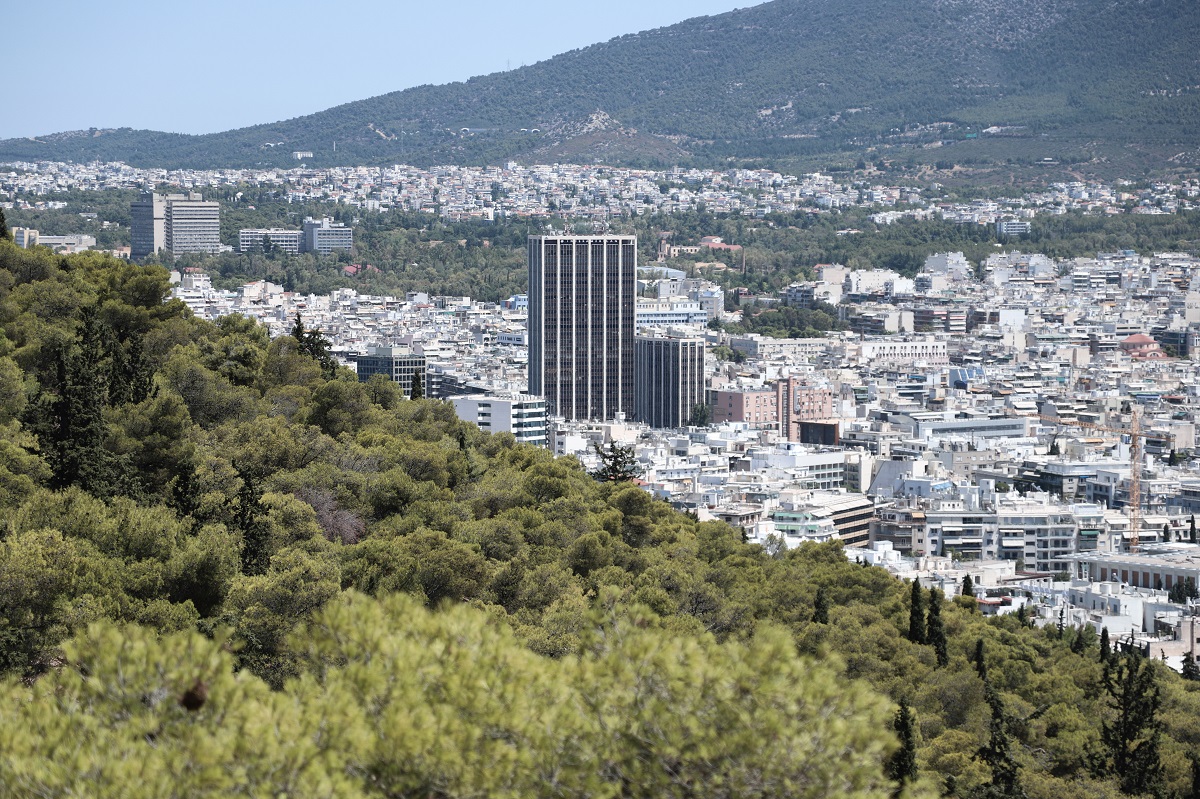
[7,153,1200,663]
[4,0,1200,796]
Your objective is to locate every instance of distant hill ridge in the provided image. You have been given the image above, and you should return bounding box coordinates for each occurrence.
[3,0,1198,170]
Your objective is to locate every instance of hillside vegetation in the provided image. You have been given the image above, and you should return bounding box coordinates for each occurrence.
[3,0,1198,171]
[1,238,1200,796]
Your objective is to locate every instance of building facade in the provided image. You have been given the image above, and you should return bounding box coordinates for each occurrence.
[528,235,637,421]
[130,192,167,259]
[131,192,220,258]
[239,228,304,254]
[633,331,705,429]
[355,345,426,397]
[303,217,354,254]
[451,394,547,447]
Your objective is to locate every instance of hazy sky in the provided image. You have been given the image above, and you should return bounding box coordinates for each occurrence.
[4,0,755,140]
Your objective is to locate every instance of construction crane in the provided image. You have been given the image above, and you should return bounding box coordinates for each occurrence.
[1027,409,1143,551]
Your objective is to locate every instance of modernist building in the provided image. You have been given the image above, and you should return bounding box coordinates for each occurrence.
[451,394,547,447]
[239,228,304,254]
[131,192,221,258]
[303,217,353,255]
[633,331,705,429]
[528,235,637,421]
[355,345,426,397]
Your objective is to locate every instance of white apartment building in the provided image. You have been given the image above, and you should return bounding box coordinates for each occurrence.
[239,228,304,254]
[452,393,547,447]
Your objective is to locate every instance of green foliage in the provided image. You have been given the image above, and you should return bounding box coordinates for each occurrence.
[928,589,949,668]
[1099,653,1166,797]
[0,594,918,799]
[887,700,919,793]
[813,585,830,624]
[1169,578,1199,604]
[909,579,926,645]
[3,237,1200,798]
[589,441,642,483]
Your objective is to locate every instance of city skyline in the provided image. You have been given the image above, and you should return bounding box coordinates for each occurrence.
[4,0,752,141]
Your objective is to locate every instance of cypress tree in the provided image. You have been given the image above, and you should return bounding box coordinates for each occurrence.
[1191,515,1197,544]
[962,574,976,597]
[908,579,926,645]
[0,208,9,241]
[235,467,272,577]
[1100,626,1111,662]
[410,369,424,400]
[1183,651,1200,682]
[977,680,1025,798]
[928,588,948,667]
[812,586,830,625]
[1100,652,1165,798]
[1070,627,1087,655]
[974,638,988,681]
[886,700,918,795]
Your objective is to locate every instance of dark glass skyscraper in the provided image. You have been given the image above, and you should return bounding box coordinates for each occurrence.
[634,331,706,429]
[528,235,637,421]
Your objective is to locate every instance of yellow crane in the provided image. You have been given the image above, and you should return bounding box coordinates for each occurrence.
[1028,409,1143,551]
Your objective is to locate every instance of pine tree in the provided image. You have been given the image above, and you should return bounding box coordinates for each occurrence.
[590,442,642,482]
[812,586,830,624]
[886,700,918,795]
[1100,626,1111,662]
[962,574,976,598]
[908,579,926,645]
[1099,652,1165,798]
[291,313,337,378]
[927,588,948,667]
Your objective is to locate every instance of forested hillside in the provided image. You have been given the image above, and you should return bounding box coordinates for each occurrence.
[3,0,1198,170]
[1,237,1199,797]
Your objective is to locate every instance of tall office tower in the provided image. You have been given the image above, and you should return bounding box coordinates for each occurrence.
[131,192,221,259]
[528,235,637,421]
[130,192,167,260]
[634,330,706,429]
[164,193,221,255]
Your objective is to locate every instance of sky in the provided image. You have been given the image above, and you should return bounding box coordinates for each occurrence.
[4,0,756,140]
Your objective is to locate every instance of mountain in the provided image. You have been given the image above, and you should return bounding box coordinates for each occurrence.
[4,0,1200,171]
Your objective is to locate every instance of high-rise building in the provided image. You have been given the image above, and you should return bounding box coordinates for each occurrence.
[131,192,221,259]
[528,235,637,421]
[130,193,167,259]
[633,330,705,429]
